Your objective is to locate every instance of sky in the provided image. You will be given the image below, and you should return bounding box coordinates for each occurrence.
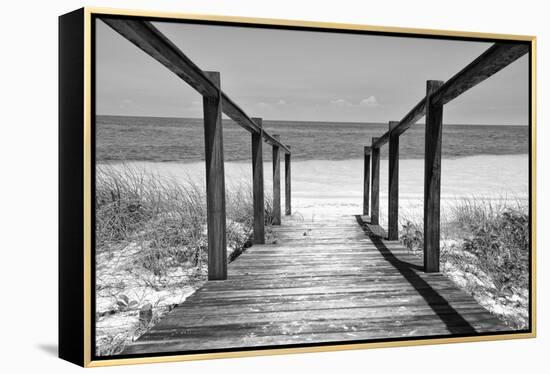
[95,18,529,125]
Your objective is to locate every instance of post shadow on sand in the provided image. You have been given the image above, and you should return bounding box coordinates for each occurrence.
[354,215,476,335]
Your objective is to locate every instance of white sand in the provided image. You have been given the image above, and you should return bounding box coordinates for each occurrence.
[113,154,528,224]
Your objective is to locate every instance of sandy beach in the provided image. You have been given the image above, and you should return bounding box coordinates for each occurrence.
[112,154,528,224]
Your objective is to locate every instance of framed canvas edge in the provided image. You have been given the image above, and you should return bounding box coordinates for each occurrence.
[72,6,537,368]
[86,332,536,368]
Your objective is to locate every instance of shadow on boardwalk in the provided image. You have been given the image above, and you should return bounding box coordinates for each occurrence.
[355,215,476,335]
[121,214,509,356]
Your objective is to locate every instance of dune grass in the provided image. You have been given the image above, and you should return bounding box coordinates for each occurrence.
[95,163,274,355]
[399,197,529,329]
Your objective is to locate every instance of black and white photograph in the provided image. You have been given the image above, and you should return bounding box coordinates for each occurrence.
[89,12,532,360]
[3,0,549,371]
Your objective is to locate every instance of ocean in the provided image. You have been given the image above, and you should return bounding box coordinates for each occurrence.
[96,115,528,163]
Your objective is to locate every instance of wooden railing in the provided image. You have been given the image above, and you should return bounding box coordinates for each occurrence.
[104,19,292,281]
[363,42,529,273]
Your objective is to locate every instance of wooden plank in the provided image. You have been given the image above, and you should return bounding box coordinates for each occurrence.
[175,299,486,318]
[388,121,400,240]
[153,305,493,328]
[285,146,291,215]
[370,140,380,225]
[125,311,509,355]
[251,117,265,244]
[424,80,445,273]
[202,71,227,280]
[181,291,481,310]
[235,247,417,256]
[272,135,281,225]
[268,238,373,245]
[244,250,417,257]
[373,42,529,147]
[230,260,423,267]
[198,278,472,292]
[142,312,507,339]
[233,254,422,262]
[363,146,371,215]
[184,288,481,306]
[142,314,502,341]
[102,18,290,153]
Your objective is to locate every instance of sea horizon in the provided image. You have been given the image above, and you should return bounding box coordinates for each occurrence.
[97,113,529,127]
[96,115,529,163]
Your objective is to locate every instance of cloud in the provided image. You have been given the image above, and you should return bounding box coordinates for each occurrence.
[330,97,379,108]
[119,98,134,109]
[330,98,353,107]
[257,102,270,108]
[277,99,287,105]
[360,96,379,107]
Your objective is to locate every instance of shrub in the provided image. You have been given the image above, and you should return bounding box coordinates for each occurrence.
[400,220,423,252]
[115,294,139,312]
[400,198,529,328]
[460,207,529,292]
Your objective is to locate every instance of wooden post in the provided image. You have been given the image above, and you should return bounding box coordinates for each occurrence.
[388,121,400,240]
[272,135,281,225]
[251,117,265,244]
[285,146,291,216]
[202,71,227,280]
[370,137,380,225]
[363,146,371,216]
[424,80,445,273]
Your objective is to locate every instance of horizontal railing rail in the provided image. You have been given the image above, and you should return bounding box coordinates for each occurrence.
[104,18,291,153]
[372,42,529,148]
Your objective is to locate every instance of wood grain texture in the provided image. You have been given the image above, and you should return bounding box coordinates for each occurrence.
[285,146,291,216]
[370,138,380,225]
[102,18,290,153]
[363,147,371,216]
[388,121,400,241]
[272,135,281,225]
[122,214,508,355]
[423,80,445,273]
[251,118,265,244]
[203,72,227,280]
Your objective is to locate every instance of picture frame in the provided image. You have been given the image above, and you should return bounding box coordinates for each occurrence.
[59,7,536,367]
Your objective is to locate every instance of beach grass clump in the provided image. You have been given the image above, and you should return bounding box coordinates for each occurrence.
[399,198,529,329]
[95,163,274,355]
[400,220,424,253]
[449,199,529,292]
[96,164,274,267]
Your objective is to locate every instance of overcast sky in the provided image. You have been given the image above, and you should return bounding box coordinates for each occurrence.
[95,18,529,125]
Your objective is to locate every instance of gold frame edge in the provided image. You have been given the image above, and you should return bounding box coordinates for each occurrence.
[83,7,92,368]
[81,6,537,368]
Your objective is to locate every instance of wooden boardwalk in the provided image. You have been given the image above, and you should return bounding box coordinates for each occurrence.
[123,215,509,355]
